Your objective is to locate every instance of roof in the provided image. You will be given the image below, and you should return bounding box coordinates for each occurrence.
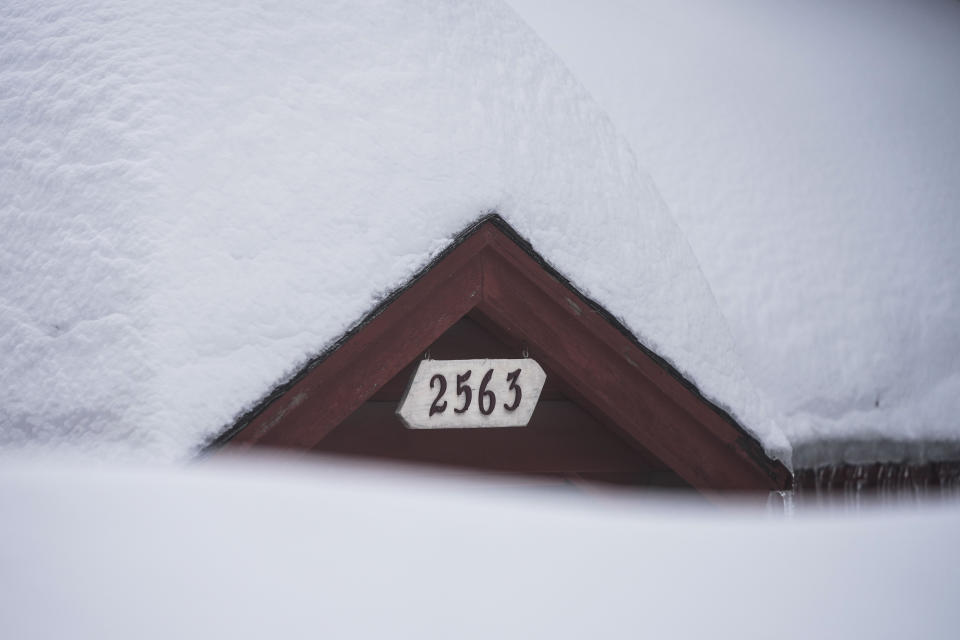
[0,0,789,464]
[509,0,960,465]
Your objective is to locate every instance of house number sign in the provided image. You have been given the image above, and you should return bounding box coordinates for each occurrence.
[396,358,546,429]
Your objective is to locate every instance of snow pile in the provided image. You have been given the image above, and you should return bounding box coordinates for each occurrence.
[508,0,960,464]
[0,1,788,462]
[2,458,959,639]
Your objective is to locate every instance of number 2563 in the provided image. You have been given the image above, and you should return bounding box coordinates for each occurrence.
[428,368,522,417]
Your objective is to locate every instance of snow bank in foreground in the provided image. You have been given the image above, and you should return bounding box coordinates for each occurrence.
[0,1,788,462]
[1,457,959,639]
[506,0,960,464]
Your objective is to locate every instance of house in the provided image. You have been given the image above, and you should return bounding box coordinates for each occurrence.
[1,0,957,499]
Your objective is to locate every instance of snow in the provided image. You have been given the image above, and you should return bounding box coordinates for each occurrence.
[1,457,959,639]
[0,1,789,462]
[505,0,960,465]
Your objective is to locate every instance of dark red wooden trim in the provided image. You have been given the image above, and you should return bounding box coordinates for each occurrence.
[222,231,488,450]
[207,215,790,492]
[478,241,782,490]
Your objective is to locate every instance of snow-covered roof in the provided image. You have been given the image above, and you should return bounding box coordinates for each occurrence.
[510,0,960,465]
[0,1,790,464]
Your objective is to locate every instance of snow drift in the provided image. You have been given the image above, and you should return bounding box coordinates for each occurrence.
[2,458,959,639]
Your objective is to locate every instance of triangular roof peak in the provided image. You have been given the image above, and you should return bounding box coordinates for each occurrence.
[207,215,790,493]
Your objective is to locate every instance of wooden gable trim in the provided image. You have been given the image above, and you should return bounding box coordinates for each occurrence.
[205,214,791,492]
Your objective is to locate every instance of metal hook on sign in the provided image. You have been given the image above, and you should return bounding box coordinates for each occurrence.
[423,349,431,360]
[521,342,529,358]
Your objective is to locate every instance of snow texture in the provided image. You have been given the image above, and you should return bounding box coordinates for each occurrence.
[1,458,959,639]
[508,0,960,465]
[0,1,789,463]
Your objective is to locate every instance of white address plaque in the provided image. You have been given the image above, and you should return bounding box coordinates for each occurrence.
[396,358,546,429]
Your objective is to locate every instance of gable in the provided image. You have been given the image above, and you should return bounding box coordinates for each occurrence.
[206,215,790,493]
[316,314,689,487]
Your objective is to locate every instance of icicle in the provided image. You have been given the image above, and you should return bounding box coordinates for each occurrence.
[878,463,896,506]
[766,490,796,518]
[850,464,867,511]
[783,490,795,518]
[899,465,912,505]
[909,465,924,502]
[795,461,960,511]
[815,466,835,507]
